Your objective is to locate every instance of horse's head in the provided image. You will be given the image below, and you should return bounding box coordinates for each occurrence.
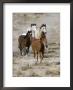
[40,24,47,34]
[27,31,32,36]
[40,31,48,48]
[31,24,37,31]
[26,31,32,40]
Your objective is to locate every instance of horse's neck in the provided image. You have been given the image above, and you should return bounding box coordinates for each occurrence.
[24,33,29,40]
[26,34,30,39]
[40,37,43,41]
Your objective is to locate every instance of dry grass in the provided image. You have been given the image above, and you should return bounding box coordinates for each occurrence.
[13,43,60,77]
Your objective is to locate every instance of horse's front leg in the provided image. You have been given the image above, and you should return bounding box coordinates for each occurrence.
[26,46,29,55]
[34,51,36,58]
[40,52,44,63]
[22,48,26,55]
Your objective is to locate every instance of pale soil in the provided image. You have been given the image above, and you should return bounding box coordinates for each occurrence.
[13,43,60,77]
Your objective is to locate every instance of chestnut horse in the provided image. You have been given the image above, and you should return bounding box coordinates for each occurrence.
[18,31,32,55]
[31,31,48,63]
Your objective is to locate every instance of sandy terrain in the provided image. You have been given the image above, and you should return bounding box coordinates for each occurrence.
[13,13,60,77]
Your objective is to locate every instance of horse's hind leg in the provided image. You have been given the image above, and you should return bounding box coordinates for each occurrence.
[20,49,22,56]
[39,52,42,63]
[18,43,22,56]
[37,52,38,62]
[42,51,44,59]
[35,52,38,64]
[34,51,36,58]
[23,48,26,55]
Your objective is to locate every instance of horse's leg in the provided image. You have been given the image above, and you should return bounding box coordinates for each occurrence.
[37,52,38,62]
[25,47,28,55]
[35,52,38,64]
[23,48,26,55]
[40,52,42,63]
[42,51,44,59]
[34,51,35,58]
[18,43,22,56]
[39,51,44,63]
[20,48,22,56]
[28,46,30,54]
[26,46,29,55]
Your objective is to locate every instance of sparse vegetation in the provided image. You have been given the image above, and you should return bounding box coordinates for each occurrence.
[13,42,60,77]
[21,64,32,71]
[30,72,40,77]
[45,70,60,76]
[16,70,22,76]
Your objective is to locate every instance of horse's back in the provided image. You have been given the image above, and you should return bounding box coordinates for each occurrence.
[18,35,24,40]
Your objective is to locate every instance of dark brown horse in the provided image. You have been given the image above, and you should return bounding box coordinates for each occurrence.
[18,31,32,55]
[31,31,48,63]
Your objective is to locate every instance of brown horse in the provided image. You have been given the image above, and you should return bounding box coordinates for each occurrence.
[31,31,48,63]
[18,31,32,55]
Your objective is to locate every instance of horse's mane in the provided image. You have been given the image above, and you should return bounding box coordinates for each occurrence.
[24,31,31,39]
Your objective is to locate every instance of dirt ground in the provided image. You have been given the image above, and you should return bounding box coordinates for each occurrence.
[13,43,60,77]
[13,13,60,77]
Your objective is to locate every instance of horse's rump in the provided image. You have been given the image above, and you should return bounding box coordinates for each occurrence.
[18,35,27,49]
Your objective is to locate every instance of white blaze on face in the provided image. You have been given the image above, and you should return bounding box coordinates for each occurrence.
[41,27,47,33]
[31,26,36,31]
[31,26,41,39]
[35,29,41,39]
[31,26,37,38]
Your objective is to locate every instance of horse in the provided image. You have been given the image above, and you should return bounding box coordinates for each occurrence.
[18,31,32,56]
[31,31,48,63]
